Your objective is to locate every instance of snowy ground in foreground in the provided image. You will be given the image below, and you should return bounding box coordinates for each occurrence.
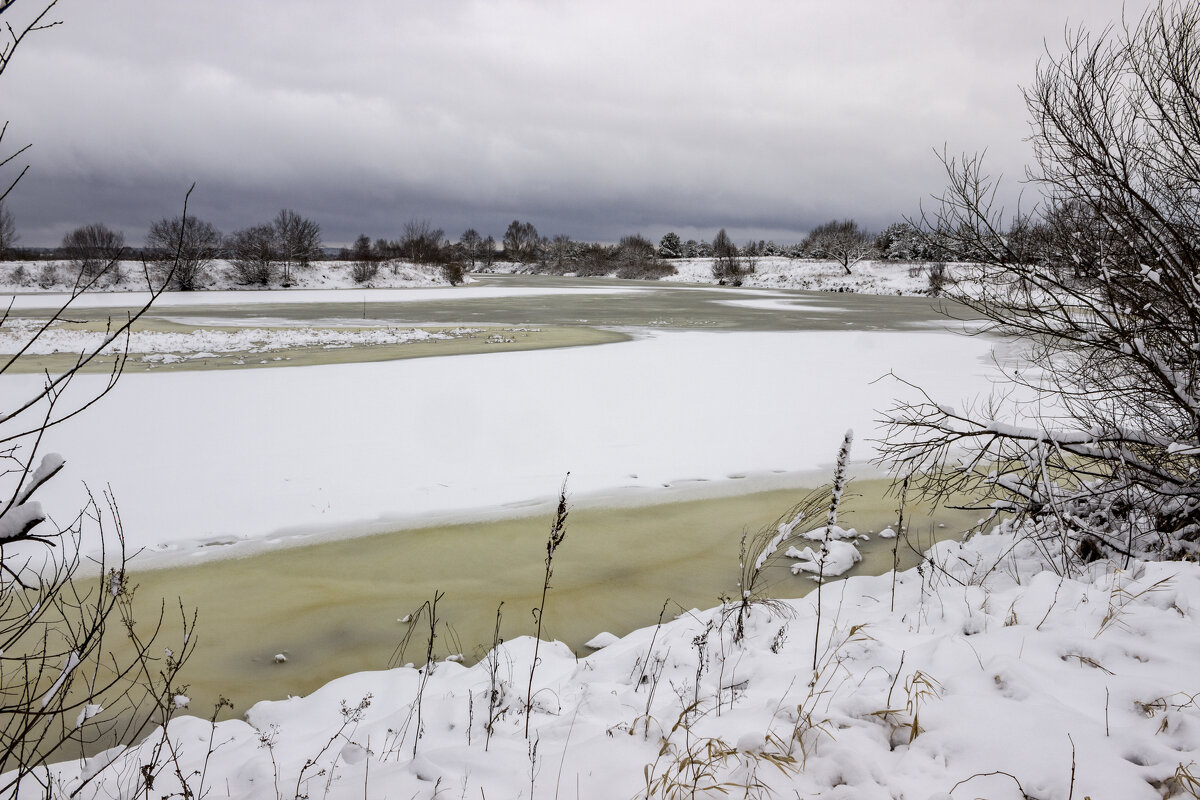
[34,529,1200,800]
[18,328,999,566]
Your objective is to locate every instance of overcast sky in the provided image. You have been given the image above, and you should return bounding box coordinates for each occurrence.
[1,0,1152,248]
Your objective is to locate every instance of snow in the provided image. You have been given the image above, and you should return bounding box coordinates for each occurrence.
[0,279,643,311]
[15,452,64,506]
[4,276,1198,799]
[801,524,859,541]
[481,257,976,296]
[584,632,619,649]
[41,651,80,709]
[0,319,484,358]
[15,328,1000,565]
[0,258,461,296]
[0,501,44,541]
[74,704,103,730]
[28,531,1200,799]
[786,539,863,576]
[660,257,953,295]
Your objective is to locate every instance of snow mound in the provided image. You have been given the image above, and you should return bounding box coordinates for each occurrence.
[584,631,619,649]
[786,539,863,577]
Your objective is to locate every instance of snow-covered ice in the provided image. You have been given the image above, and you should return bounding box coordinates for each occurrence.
[17,328,999,564]
[0,281,643,311]
[0,320,484,358]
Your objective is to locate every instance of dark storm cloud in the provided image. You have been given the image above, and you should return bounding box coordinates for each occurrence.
[1,0,1152,247]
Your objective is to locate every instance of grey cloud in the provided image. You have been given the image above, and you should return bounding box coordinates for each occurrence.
[1,0,1152,247]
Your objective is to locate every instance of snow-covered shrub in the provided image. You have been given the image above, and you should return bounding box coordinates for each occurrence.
[925,261,950,295]
[615,260,677,280]
[35,262,58,288]
[351,258,379,283]
[441,260,465,286]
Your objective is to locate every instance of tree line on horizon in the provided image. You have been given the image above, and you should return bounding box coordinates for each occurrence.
[0,198,1025,290]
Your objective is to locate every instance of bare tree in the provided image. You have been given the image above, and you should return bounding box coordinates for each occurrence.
[711,228,744,284]
[479,234,496,269]
[349,232,378,283]
[458,228,482,269]
[879,0,1200,567]
[396,218,443,266]
[0,212,199,796]
[226,223,278,285]
[502,219,540,264]
[272,208,321,284]
[802,219,874,274]
[145,214,221,291]
[0,6,202,794]
[59,222,125,283]
[373,236,398,262]
[546,233,574,273]
[0,2,59,212]
[741,238,761,272]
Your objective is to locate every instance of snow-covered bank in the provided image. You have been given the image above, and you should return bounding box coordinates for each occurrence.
[0,258,462,294]
[487,257,964,296]
[663,256,950,294]
[36,530,1200,799]
[3,257,963,299]
[19,328,999,566]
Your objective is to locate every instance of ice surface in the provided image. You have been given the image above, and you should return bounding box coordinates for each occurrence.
[16,328,999,565]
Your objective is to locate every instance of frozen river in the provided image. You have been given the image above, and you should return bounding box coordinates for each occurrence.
[5,276,998,567]
[2,275,1011,713]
